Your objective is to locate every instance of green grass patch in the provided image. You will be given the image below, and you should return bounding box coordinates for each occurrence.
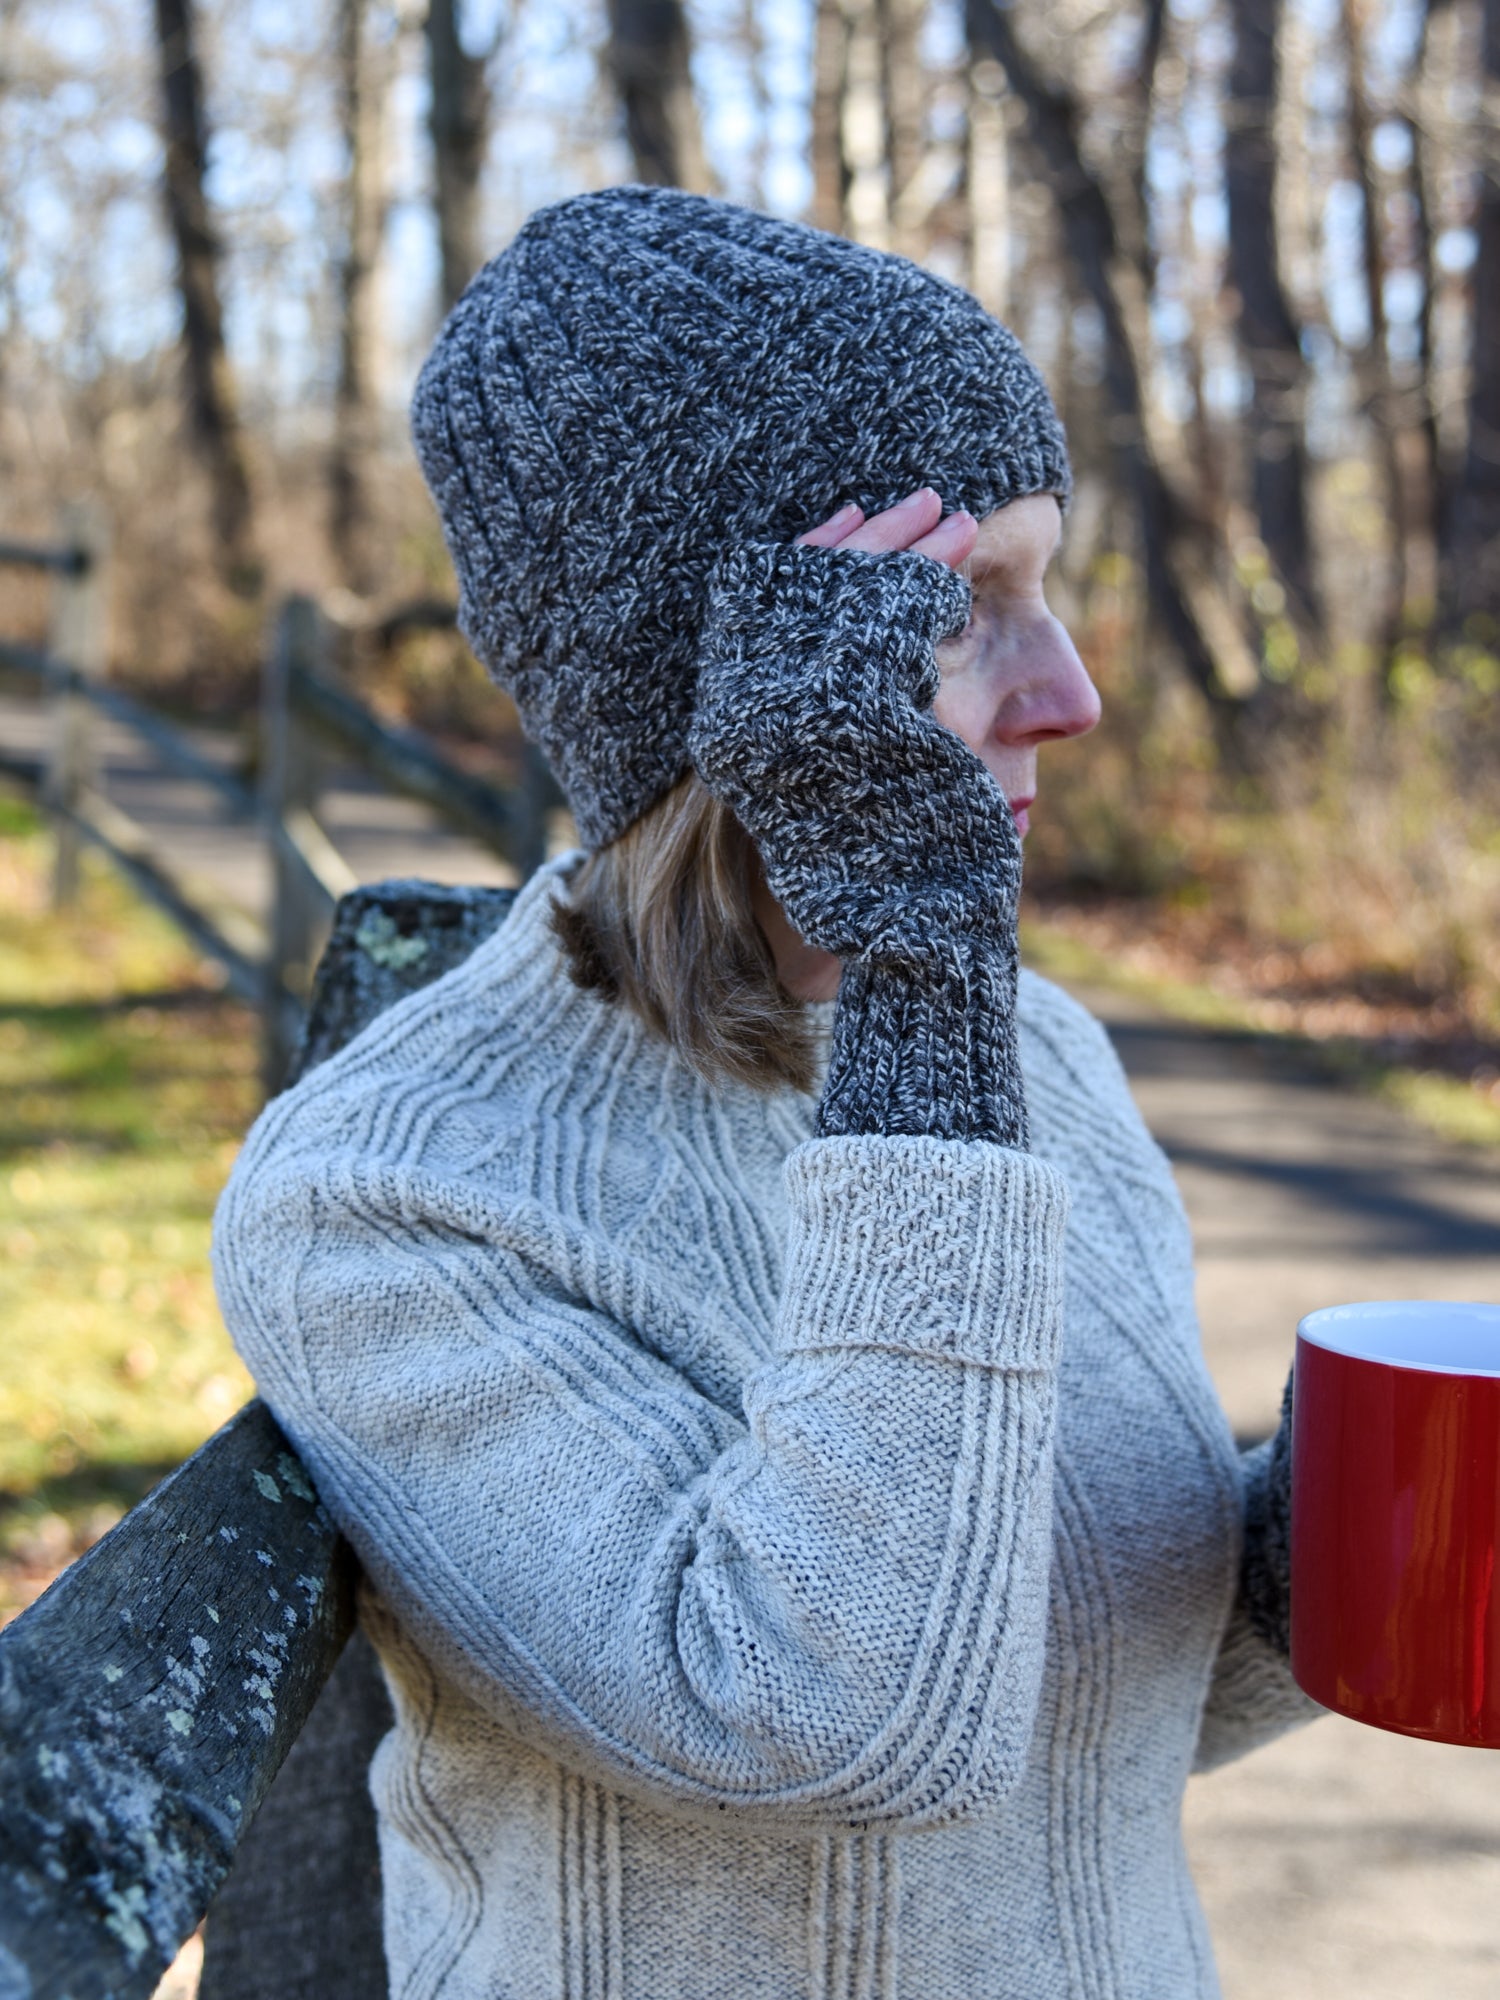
[0,794,261,1611]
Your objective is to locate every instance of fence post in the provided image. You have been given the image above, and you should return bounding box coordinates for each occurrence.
[513,736,564,879]
[261,595,326,1091]
[45,499,110,906]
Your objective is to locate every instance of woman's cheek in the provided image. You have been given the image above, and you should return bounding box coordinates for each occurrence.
[931,674,993,754]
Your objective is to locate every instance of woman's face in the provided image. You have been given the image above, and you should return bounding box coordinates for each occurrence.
[931,495,1101,838]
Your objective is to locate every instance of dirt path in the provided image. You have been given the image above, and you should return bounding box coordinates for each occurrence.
[1075,980,1500,2000]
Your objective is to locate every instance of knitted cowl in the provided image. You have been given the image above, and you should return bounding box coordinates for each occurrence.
[410,184,1072,851]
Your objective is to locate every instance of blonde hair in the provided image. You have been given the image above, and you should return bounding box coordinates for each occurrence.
[547,772,819,1095]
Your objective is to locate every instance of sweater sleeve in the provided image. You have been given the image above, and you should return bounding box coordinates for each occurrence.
[213,1121,1068,1829]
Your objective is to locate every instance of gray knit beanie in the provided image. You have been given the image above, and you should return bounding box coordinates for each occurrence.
[411,184,1071,851]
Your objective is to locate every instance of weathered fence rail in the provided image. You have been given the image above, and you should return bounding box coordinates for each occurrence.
[0,1402,354,2000]
[0,509,557,1086]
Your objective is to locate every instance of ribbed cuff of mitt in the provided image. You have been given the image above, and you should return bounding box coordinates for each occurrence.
[817,940,1029,1148]
[1241,1368,1295,1657]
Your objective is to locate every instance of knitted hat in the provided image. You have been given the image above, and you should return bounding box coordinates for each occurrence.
[411,185,1072,851]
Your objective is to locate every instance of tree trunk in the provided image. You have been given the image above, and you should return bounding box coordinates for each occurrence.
[1340,0,1412,670]
[426,0,490,311]
[738,0,771,210]
[1224,0,1320,631]
[811,0,851,234]
[878,0,927,256]
[965,0,1261,760]
[1409,0,1455,586]
[965,57,1010,316]
[331,0,389,599]
[841,0,889,247]
[1446,0,1500,632]
[152,0,260,598]
[604,0,713,194]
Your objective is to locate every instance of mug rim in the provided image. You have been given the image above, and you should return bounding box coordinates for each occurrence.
[1298,1299,1500,1377]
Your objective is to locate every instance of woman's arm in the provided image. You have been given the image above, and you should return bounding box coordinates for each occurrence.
[689,518,1030,1149]
[214,1111,1067,1828]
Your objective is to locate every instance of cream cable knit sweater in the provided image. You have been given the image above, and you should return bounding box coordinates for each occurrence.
[213,853,1318,2000]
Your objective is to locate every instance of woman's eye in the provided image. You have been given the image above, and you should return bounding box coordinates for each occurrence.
[936,624,973,664]
[937,604,986,667]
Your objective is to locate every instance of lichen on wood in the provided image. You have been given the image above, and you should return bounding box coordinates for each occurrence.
[291,879,516,1084]
[0,1402,353,2000]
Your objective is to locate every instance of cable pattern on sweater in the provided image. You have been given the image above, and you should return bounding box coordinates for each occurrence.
[806,1832,899,2000]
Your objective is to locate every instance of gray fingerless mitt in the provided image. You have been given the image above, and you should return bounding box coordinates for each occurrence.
[690,542,1029,1149]
[1242,1369,1295,1656]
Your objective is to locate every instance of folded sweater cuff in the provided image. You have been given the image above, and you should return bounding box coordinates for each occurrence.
[777,1135,1068,1373]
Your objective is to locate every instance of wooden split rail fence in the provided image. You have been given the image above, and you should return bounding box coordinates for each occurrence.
[0,507,559,1085]
[0,506,565,1996]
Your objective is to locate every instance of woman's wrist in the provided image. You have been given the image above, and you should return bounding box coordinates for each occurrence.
[816,938,1029,1148]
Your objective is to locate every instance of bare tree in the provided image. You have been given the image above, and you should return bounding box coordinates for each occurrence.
[152,0,260,597]
[604,0,713,193]
[738,0,772,210]
[1446,0,1500,630]
[426,0,492,310]
[331,0,391,597]
[811,0,851,234]
[879,0,927,255]
[1224,0,1319,629]
[966,0,1268,760]
[1340,0,1417,669]
[840,0,890,245]
[1408,0,1454,568]
[965,57,1010,316]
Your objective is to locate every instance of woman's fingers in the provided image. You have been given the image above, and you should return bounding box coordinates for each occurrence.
[795,502,866,549]
[794,489,976,571]
[837,487,943,554]
[906,509,978,571]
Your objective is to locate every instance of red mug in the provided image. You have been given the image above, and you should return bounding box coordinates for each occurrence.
[1291,1300,1500,1747]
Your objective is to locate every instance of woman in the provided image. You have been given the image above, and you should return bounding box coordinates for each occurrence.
[214,186,1314,2000]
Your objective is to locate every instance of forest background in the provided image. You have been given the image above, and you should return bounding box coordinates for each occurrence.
[2,0,1499,1095]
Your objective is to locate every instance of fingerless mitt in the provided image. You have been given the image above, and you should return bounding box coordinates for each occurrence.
[1241,1369,1295,1657]
[689,541,1030,1148]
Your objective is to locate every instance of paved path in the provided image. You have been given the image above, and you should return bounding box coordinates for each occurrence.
[6,690,1498,1998]
[1075,980,1500,2000]
[0,692,516,929]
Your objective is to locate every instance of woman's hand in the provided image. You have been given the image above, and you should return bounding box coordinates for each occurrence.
[689,488,1018,973]
[688,489,1030,1144]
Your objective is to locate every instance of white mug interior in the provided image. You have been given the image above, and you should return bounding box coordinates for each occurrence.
[1298,1300,1500,1376]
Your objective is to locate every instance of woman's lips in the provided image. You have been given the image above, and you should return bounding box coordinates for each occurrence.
[1010,796,1034,837]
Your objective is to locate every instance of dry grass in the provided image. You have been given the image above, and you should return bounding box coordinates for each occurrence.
[1029,557,1500,1142]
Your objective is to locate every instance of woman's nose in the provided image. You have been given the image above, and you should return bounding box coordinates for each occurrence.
[998,619,1101,747]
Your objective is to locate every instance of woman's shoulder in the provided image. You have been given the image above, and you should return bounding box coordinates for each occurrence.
[222,856,669,1209]
[1015,965,1125,1083]
[1015,966,1189,1223]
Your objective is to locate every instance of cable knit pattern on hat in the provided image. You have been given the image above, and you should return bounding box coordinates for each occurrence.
[213,856,1321,2000]
[409,185,1072,849]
